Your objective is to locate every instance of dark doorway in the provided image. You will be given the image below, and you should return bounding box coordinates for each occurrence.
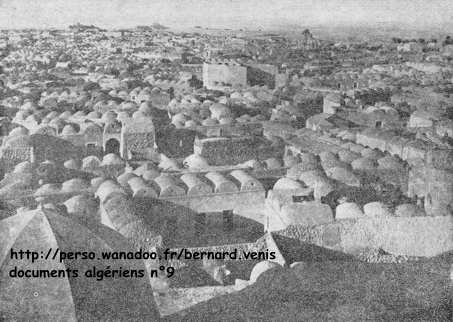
[195,213,206,236]
[166,217,177,243]
[223,210,234,232]
[86,143,99,156]
[105,138,120,155]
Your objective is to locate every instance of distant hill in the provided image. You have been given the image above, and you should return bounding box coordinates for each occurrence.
[152,23,169,30]
[136,23,169,31]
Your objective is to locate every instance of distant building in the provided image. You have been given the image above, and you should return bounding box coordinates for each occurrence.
[202,63,247,90]
[203,62,283,90]
[397,42,423,53]
[296,29,320,50]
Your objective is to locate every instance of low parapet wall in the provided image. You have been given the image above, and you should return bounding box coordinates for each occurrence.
[274,215,453,257]
[161,190,266,217]
[160,233,286,269]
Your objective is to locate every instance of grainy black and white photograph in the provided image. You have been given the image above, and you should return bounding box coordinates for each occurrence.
[0,0,452,321]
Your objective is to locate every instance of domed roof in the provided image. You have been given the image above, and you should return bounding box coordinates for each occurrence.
[61,178,90,193]
[283,154,300,168]
[132,110,147,119]
[201,99,213,107]
[251,114,266,122]
[337,149,361,163]
[101,153,125,166]
[243,91,257,100]
[9,127,29,137]
[118,90,129,99]
[117,171,137,188]
[64,194,99,221]
[108,89,118,97]
[335,202,364,219]
[138,102,153,114]
[319,151,338,163]
[87,111,102,118]
[321,157,350,170]
[209,103,231,120]
[172,113,187,124]
[49,117,66,130]
[249,261,280,284]
[13,161,33,174]
[287,162,320,179]
[298,169,328,187]
[158,156,180,171]
[184,120,198,128]
[82,155,101,171]
[239,159,264,170]
[377,155,404,170]
[102,111,118,123]
[61,124,78,135]
[132,162,158,176]
[95,180,127,203]
[72,110,86,118]
[116,111,130,121]
[313,179,335,199]
[273,177,305,191]
[34,183,60,197]
[363,202,392,217]
[141,169,160,181]
[46,111,59,119]
[264,158,282,169]
[324,166,360,187]
[183,154,209,169]
[64,159,81,170]
[59,111,72,119]
[236,114,251,123]
[91,177,106,190]
[24,114,39,123]
[40,117,51,124]
[120,101,137,110]
[230,91,243,100]
[20,100,38,111]
[14,110,30,121]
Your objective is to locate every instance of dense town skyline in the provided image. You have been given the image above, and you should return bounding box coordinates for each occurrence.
[0,0,452,31]
[1,1,453,320]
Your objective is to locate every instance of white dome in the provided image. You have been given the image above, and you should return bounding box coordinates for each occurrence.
[249,261,280,284]
[273,177,304,191]
[183,154,209,169]
[9,127,29,137]
[102,153,125,166]
[13,161,33,173]
[363,202,392,217]
[335,202,364,220]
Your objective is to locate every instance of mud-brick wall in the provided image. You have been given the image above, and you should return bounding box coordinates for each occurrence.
[275,215,453,257]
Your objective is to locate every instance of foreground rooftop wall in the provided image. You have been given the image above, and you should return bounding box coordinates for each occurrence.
[273,215,453,257]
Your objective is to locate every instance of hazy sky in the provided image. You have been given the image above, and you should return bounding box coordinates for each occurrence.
[0,0,452,30]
